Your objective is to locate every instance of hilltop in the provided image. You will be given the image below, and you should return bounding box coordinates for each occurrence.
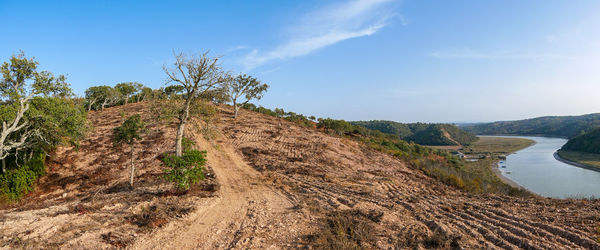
[351,120,478,146]
[1,103,600,249]
[461,113,600,138]
[561,128,600,154]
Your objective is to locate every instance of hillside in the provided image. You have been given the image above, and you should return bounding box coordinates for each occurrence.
[461,113,600,138]
[1,103,600,249]
[561,128,600,154]
[351,120,478,146]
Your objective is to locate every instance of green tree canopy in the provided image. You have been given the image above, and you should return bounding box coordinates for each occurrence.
[1,51,80,172]
[224,74,269,119]
[113,114,145,188]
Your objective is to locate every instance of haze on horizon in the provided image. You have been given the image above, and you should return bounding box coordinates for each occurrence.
[1,0,599,123]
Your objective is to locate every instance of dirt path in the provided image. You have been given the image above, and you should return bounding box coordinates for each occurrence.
[130,134,297,249]
[440,127,461,146]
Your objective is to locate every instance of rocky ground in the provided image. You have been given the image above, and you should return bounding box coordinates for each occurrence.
[1,103,600,249]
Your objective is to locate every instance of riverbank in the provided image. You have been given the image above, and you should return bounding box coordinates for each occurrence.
[491,164,527,190]
[466,136,535,193]
[554,151,600,173]
[460,136,536,195]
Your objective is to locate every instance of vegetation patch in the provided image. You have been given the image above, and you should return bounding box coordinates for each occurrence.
[161,138,207,191]
[129,200,193,230]
[352,120,478,146]
[561,128,600,154]
[242,103,315,128]
[461,113,600,138]
[313,210,378,249]
[0,153,45,201]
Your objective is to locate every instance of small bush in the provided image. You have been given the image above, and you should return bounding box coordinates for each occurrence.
[314,210,377,249]
[162,150,207,191]
[0,153,46,201]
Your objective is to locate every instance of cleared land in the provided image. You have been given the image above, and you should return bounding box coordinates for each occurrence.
[1,104,600,249]
[557,150,600,170]
[464,136,535,154]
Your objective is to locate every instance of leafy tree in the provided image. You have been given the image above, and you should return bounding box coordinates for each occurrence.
[84,85,115,111]
[140,87,154,102]
[164,85,184,99]
[113,114,145,188]
[1,51,71,173]
[198,86,229,104]
[163,51,225,156]
[131,82,145,102]
[85,85,121,111]
[115,82,138,104]
[224,74,269,119]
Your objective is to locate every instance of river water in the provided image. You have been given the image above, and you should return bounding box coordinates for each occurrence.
[488,136,600,199]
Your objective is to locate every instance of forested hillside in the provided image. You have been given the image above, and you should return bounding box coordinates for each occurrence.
[350,120,478,146]
[560,128,600,154]
[461,113,600,138]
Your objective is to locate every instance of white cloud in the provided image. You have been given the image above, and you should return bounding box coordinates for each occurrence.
[241,0,396,70]
[224,45,248,54]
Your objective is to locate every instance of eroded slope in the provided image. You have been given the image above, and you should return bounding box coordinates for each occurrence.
[222,106,600,249]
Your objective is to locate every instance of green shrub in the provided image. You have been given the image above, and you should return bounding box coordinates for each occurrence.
[317,118,354,135]
[0,153,46,201]
[161,150,207,191]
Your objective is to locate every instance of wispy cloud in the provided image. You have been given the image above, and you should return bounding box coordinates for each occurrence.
[241,0,396,70]
[224,45,248,54]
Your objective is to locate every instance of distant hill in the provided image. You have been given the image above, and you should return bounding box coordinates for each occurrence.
[560,128,600,154]
[350,120,478,146]
[460,113,600,139]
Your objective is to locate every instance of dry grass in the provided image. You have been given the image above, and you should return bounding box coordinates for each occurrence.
[313,210,378,249]
[558,150,600,170]
[464,136,534,154]
[425,145,462,151]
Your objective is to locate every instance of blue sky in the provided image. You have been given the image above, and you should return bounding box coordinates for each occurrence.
[1,0,599,122]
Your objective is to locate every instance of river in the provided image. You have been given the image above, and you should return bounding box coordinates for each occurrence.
[488,136,600,199]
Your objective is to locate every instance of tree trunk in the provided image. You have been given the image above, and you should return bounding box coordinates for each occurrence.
[87,99,94,111]
[124,96,128,104]
[1,158,5,174]
[130,144,135,189]
[175,100,191,157]
[101,100,107,111]
[175,120,186,157]
[233,100,238,119]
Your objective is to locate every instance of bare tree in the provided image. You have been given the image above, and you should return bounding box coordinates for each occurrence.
[163,51,225,156]
[224,74,269,119]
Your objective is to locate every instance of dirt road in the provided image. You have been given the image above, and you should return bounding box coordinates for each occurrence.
[131,133,303,249]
